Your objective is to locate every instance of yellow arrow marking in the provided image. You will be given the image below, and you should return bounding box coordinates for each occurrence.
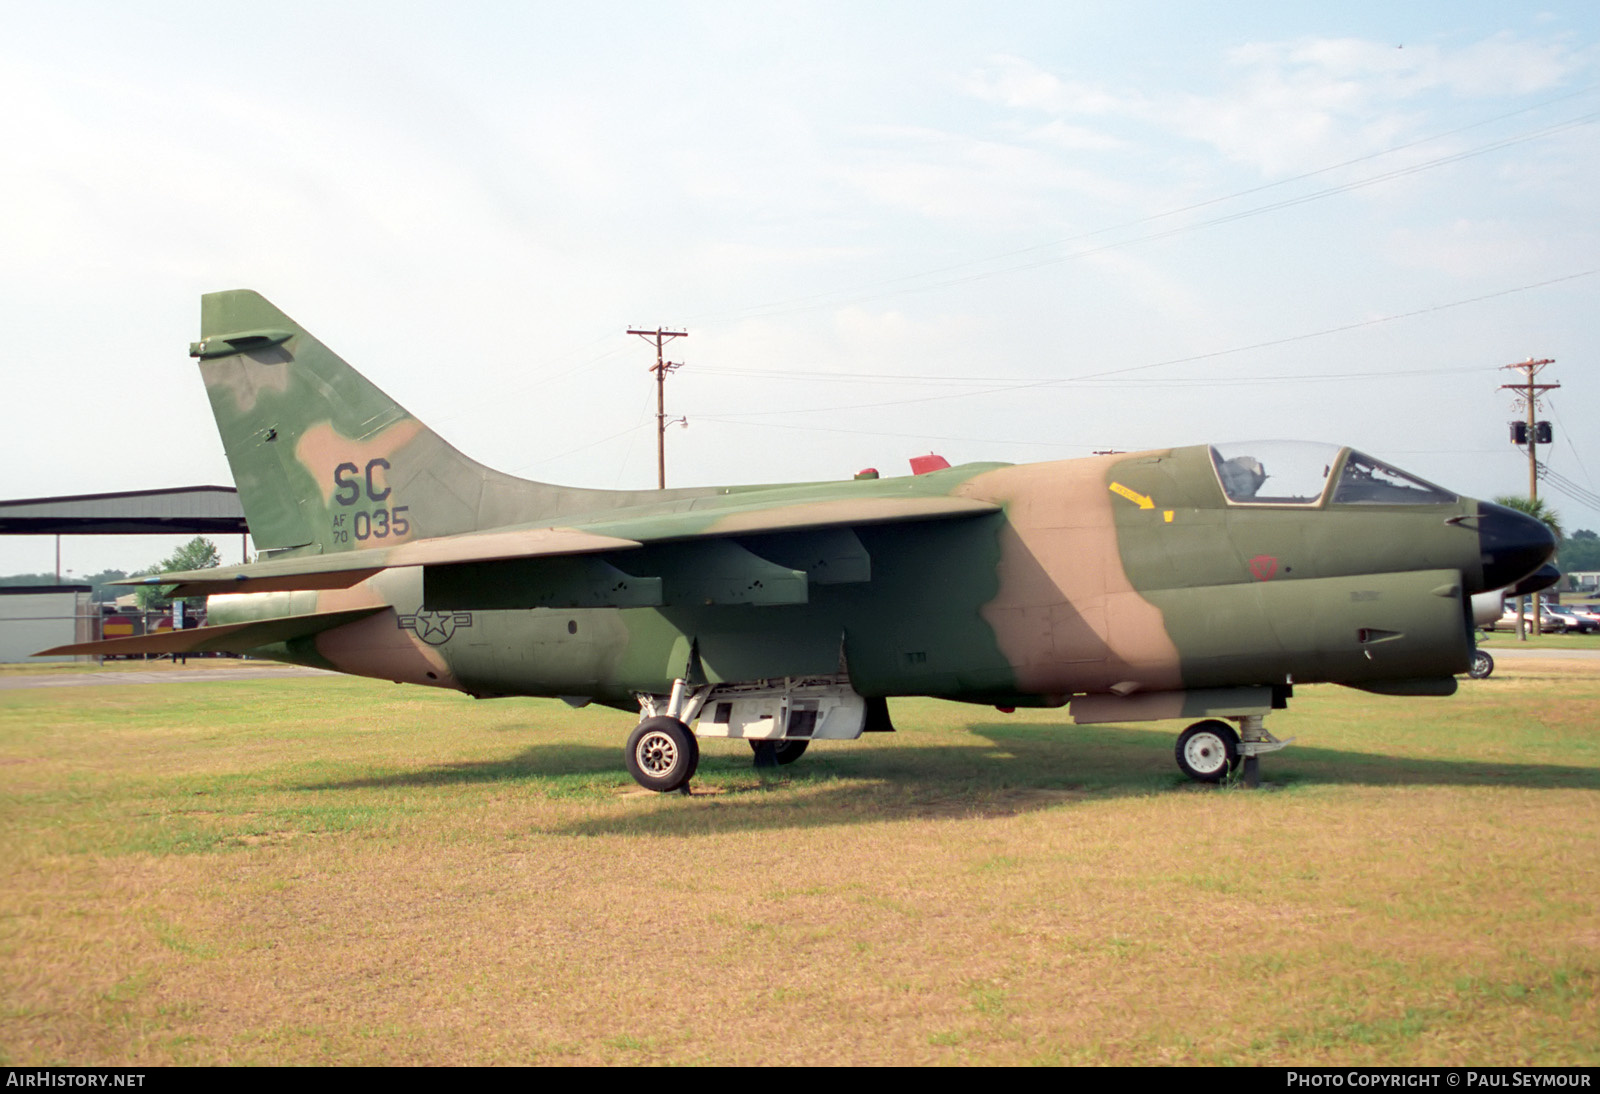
[1109,482,1154,510]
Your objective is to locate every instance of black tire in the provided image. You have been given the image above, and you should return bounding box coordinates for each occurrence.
[750,738,809,767]
[1468,650,1494,679]
[1175,719,1240,783]
[625,716,699,792]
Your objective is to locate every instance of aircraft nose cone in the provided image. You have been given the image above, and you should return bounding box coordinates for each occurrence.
[1478,501,1557,592]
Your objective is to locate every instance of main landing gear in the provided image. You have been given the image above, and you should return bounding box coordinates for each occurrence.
[626,675,864,792]
[620,723,810,789]
[1174,714,1290,788]
[625,678,708,794]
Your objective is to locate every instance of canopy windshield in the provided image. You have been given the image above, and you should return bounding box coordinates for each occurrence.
[1210,441,1343,506]
[1210,442,1458,507]
[1331,451,1457,506]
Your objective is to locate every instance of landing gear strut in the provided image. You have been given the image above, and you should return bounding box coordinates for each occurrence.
[627,678,712,793]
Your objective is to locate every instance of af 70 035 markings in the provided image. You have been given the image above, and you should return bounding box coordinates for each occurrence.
[43,291,1556,792]
[329,460,410,543]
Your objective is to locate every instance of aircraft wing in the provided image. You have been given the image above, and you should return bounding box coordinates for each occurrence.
[580,493,999,540]
[114,493,1000,600]
[423,493,1003,610]
[36,606,387,657]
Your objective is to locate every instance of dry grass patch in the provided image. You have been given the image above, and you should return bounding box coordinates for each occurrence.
[1,662,1596,1065]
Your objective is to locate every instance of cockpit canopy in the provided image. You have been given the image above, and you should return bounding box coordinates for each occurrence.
[1209,441,1457,507]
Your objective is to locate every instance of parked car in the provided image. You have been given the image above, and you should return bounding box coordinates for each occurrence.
[1489,604,1568,633]
[1546,605,1600,634]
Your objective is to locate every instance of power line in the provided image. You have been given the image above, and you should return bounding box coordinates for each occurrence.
[705,87,1598,322]
[422,91,1599,443]
[612,383,664,488]
[1540,467,1600,511]
[508,420,652,473]
[694,414,1099,451]
[696,270,1595,420]
[689,107,1599,323]
[431,339,626,428]
[1546,397,1595,497]
[692,363,1497,389]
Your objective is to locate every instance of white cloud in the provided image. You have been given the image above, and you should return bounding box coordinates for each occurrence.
[3,7,1599,575]
[963,54,1128,116]
[964,32,1592,178]
[1024,119,1127,153]
[1384,218,1569,279]
[833,125,1095,224]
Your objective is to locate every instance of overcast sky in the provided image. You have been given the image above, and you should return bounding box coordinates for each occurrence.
[2,1,1596,576]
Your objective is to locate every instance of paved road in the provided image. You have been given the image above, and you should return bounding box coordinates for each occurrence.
[1480,646,1600,661]
[0,665,335,690]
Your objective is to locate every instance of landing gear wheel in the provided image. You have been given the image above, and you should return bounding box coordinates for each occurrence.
[1468,650,1494,680]
[750,738,809,768]
[626,716,699,793]
[1175,719,1240,783]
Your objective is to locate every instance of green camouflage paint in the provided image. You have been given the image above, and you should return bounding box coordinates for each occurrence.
[47,292,1555,755]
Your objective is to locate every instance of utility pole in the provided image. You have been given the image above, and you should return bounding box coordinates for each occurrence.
[1500,357,1559,638]
[627,327,688,489]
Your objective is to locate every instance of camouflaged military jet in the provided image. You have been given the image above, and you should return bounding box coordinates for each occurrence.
[43,290,1557,791]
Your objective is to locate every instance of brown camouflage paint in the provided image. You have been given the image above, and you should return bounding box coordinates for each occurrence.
[295,419,425,509]
[311,572,459,688]
[963,452,1183,696]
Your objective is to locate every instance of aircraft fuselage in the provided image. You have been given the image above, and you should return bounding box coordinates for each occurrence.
[211,442,1532,711]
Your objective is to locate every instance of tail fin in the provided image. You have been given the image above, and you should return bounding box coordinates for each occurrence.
[195,290,557,556]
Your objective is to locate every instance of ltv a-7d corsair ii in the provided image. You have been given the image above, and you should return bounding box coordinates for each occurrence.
[45,291,1556,790]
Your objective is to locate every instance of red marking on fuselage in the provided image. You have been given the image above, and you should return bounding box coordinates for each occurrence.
[1249,555,1279,581]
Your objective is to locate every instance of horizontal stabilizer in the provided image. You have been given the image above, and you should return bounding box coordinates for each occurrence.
[35,607,386,658]
[115,526,645,597]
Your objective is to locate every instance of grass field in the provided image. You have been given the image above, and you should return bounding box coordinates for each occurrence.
[2,659,1596,1066]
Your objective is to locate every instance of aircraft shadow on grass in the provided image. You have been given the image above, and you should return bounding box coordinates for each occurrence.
[300,720,1599,836]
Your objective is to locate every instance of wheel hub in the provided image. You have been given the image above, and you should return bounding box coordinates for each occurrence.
[637,732,678,774]
[1184,734,1228,776]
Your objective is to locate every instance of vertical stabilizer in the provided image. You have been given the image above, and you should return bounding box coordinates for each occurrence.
[193,290,543,556]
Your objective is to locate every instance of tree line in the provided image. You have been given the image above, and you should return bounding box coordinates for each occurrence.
[0,537,222,608]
